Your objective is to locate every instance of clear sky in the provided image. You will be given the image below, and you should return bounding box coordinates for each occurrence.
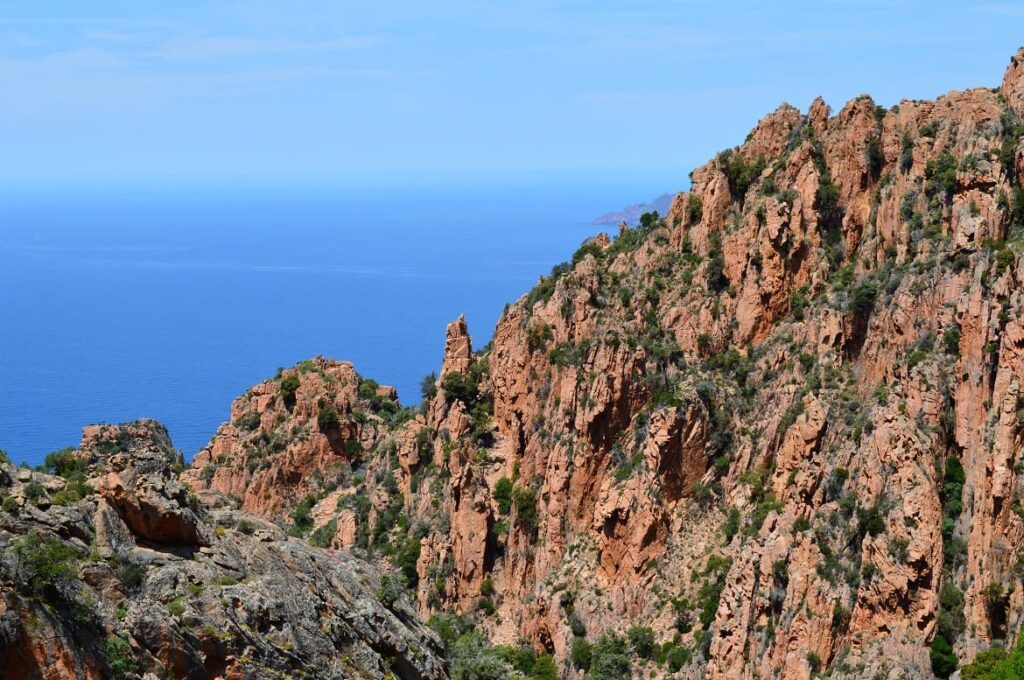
[2,1,1023,191]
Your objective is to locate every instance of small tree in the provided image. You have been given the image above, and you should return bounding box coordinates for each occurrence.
[317,403,340,431]
[512,487,539,538]
[493,477,513,515]
[280,374,301,409]
[441,371,478,407]
[420,372,438,402]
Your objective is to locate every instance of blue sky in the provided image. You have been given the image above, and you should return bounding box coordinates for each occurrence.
[1,1,1023,190]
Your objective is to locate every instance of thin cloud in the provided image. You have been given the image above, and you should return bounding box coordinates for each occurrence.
[976,3,1024,18]
[152,35,381,61]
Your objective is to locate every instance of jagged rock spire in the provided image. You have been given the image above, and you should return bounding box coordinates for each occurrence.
[440,314,472,378]
[1001,46,1024,116]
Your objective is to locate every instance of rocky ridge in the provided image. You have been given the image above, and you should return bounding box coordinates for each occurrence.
[7,48,1024,680]
[186,50,1024,679]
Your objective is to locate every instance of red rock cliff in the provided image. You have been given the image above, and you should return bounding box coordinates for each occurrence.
[189,49,1024,679]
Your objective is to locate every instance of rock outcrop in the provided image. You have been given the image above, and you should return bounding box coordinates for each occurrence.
[0,422,445,680]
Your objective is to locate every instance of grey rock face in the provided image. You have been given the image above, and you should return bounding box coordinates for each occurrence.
[0,421,447,680]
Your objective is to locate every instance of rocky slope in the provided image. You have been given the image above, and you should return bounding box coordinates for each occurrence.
[7,48,1024,680]
[185,50,1024,679]
[0,420,445,680]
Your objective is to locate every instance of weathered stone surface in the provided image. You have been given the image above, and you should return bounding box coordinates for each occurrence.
[0,422,447,680]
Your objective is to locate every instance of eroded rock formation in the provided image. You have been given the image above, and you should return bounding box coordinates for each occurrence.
[8,47,1024,680]
[186,50,1024,679]
[0,421,445,680]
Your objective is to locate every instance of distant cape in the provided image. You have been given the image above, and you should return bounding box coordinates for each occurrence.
[593,191,674,225]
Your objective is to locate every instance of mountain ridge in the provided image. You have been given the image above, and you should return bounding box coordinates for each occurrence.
[593,193,675,226]
[5,47,1024,680]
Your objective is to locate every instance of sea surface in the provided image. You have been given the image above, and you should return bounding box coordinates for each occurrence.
[0,182,668,466]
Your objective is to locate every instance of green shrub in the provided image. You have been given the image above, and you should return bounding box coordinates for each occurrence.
[105,634,139,680]
[573,240,605,264]
[280,374,301,409]
[441,371,479,407]
[746,495,783,536]
[390,537,422,587]
[376,573,407,609]
[942,457,965,524]
[850,278,879,316]
[526,323,553,353]
[855,497,888,539]
[309,519,337,548]
[23,481,45,504]
[697,556,732,629]
[666,644,691,672]
[687,194,703,222]
[723,507,741,542]
[831,603,851,633]
[493,477,513,515]
[548,341,582,367]
[237,518,255,535]
[11,531,79,603]
[571,637,593,670]
[937,581,965,644]
[570,612,587,637]
[420,372,438,402]
[588,634,631,680]
[961,636,1024,679]
[671,596,693,633]
[449,631,508,679]
[513,486,539,538]
[52,478,94,506]
[943,325,961,356]
[815,170,843,248]
[43,448,86,480]
[866,137,884,177]
[638,211,661,231]
[529,653,558,680]
[344,438,364,457]
[627,626,655,659]
[166,597,185,617]
[888,537,910,562]
[718,150,766,203]
[233,412,261,431]
[930,636,958,678]
[112,554,145,592]
[706,253,728,293]
[899,133,914,172]
[317,403,340,431]
[426,612,470,648]
[289,494,318,536]
[791,287,808,321]
[925,151,958,199]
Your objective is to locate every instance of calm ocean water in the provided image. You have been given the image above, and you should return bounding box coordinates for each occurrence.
[0,182,667,466]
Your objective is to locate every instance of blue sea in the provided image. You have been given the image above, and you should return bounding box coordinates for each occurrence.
[0,181,668,466]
